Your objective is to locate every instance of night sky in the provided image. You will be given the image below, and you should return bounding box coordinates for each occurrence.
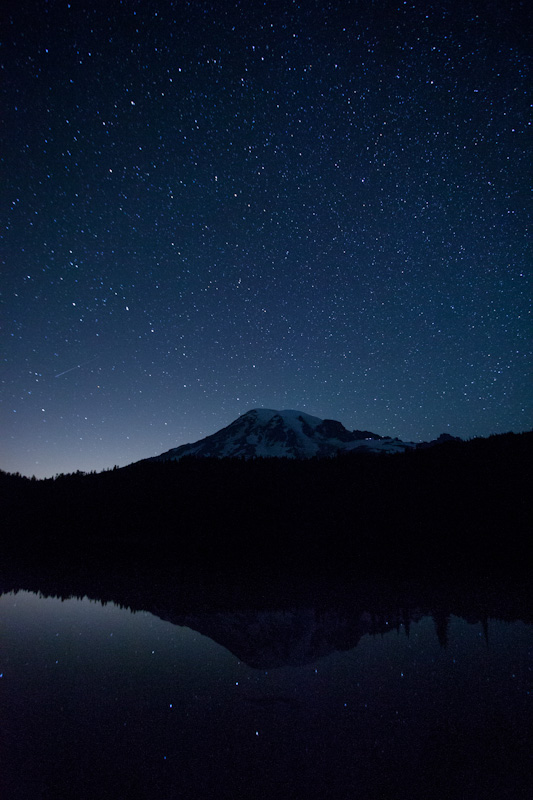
[2,0,531,478]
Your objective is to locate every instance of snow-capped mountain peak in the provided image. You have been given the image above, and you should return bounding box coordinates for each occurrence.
[149,408,417,462]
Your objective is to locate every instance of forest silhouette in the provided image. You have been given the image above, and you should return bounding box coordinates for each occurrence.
[1,430,531,583]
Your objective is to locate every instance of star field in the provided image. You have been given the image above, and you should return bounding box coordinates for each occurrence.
[1,0,531,477]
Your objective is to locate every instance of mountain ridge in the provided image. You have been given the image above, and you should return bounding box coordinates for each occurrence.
[148,408,419,462]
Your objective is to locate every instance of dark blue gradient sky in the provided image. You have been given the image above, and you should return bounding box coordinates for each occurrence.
[2,0,531,477]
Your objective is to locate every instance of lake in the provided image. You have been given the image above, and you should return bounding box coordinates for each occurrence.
[1,585,531,799]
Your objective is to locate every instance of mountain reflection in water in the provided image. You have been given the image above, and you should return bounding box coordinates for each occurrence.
[1,571,531,800]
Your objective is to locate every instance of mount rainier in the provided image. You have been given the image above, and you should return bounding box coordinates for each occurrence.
[148,408,420,462]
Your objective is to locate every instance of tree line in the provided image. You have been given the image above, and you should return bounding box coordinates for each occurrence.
[1,430,531,582]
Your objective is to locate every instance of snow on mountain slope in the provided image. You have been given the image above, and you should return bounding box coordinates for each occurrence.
[149,408,417,462]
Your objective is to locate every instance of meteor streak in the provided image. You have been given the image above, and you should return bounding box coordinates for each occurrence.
[55,357,96,378]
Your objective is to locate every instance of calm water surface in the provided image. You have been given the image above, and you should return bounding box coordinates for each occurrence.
[1,590,531,799]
